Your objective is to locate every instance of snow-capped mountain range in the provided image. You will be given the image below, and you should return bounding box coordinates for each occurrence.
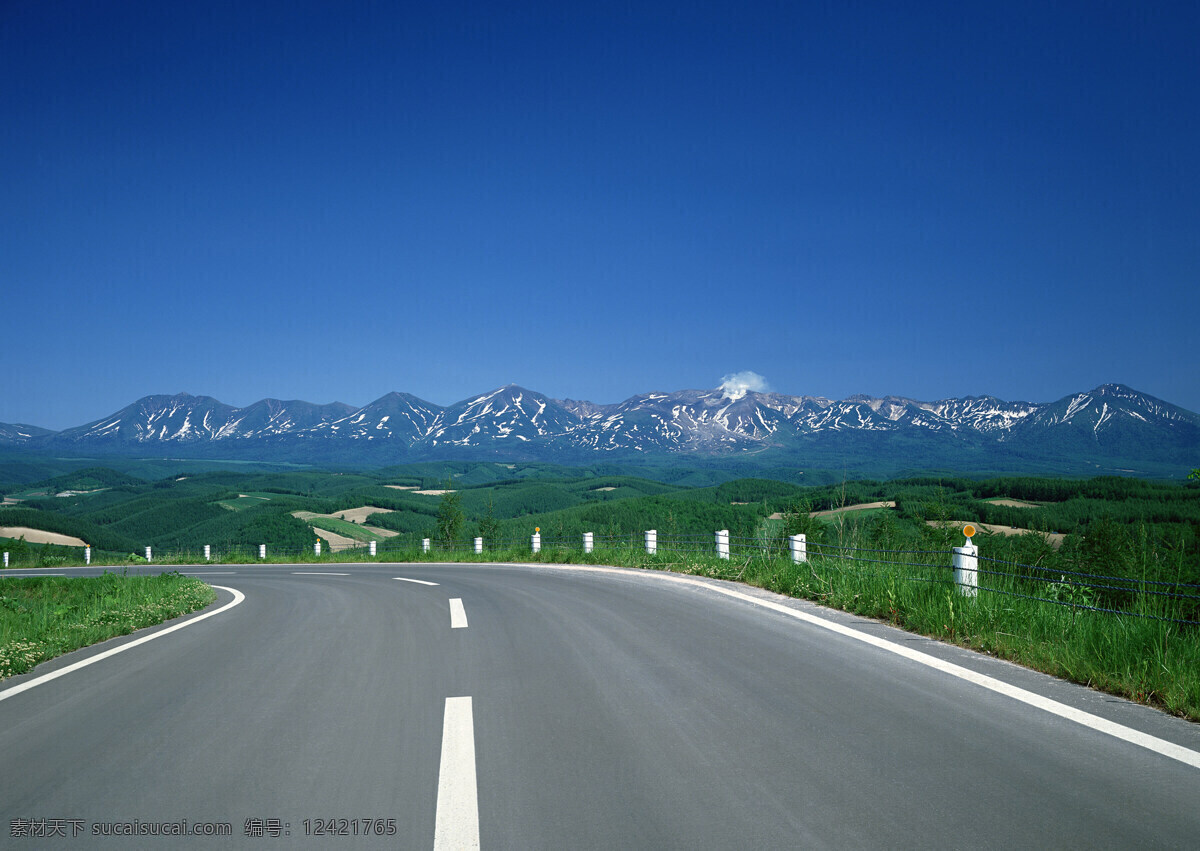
[2,384,1197,474]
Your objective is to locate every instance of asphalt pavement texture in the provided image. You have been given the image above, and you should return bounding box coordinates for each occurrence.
[2,561,1198,849]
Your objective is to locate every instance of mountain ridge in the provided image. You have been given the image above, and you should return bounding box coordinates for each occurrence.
[2,383,1196,476]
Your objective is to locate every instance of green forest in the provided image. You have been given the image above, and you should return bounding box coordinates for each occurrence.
[3,462,1199,595]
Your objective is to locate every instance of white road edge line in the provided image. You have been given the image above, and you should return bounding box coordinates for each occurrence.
[495,561,1200,771]
[695,580,1200,770]
[449,598,469,629]
[292,572,350,576]
[0,585,246,704]
[394,577,439,586]
[434,696,480,851]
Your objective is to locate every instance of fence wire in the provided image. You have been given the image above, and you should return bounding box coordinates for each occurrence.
[5,530,1197,626]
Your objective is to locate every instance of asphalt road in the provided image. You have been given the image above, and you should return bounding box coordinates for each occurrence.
[2,562,1198,849]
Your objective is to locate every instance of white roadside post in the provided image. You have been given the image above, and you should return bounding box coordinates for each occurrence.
[789,534,807,563]
[204,544,211,561]
[645,529,657,555]
[422,538,431,553]
[953,525,979,598]
[84,546,91,565]
[474,537,483,554]
[716,529,730,560]
[145,546,152,563]
[583,532,594,554]
[532,529,541,553]
[259,544,266,560]
[314,541,321,557]
[2,552,7,568]
[369,540,377,557]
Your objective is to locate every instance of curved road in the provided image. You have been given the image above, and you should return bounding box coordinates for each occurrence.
[2,562,1198,848]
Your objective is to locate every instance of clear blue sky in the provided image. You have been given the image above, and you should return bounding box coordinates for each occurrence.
[3,1,1197,430]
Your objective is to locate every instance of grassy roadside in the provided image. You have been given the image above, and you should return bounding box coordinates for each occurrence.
[2,545,1196,722]
[677,550,1200,722]
[351,543,1200,721]
[0,572,215,681]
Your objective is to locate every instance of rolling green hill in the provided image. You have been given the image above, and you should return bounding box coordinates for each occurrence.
[1,464,1197,593]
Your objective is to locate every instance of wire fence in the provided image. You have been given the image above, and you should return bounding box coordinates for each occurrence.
[5,529,1199,626]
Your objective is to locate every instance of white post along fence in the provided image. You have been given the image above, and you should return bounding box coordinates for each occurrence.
[952,525,979,597]
[953,545,979,596]
[1,528,981,601]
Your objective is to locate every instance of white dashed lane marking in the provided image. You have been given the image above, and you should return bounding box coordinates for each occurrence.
[434,696,479,850]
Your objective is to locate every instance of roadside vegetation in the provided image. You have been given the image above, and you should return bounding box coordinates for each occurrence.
[2,462,1198,717]
[0,572,215,681]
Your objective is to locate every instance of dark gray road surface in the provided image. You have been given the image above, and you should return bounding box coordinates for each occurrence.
[2,562,1198,849]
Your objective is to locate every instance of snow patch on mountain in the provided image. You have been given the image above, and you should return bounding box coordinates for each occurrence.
[11,383,1194,471]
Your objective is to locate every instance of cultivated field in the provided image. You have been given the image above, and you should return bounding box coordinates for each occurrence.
[811,500,896,517]
[311,528,364,551]
[329,505,393,524]
[0,527,88,547]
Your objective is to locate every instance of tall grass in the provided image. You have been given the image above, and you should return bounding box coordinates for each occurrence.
[0,572,215,680]
[371,532,1200,720]
[3,537,1196,720]
[595,539,1200,721]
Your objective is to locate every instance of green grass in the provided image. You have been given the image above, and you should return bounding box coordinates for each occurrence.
[358,538,1200,720]
[215,493,278,511]
[305,516,388,542]
[819,506,891,521]
[748,554,1199,720]
[0,572,216,680]
[7,489,50,500]
[288,511,387,542]
[3,537,1196,722]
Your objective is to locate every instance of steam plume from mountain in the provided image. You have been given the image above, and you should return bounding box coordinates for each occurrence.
[719,371,769,401]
